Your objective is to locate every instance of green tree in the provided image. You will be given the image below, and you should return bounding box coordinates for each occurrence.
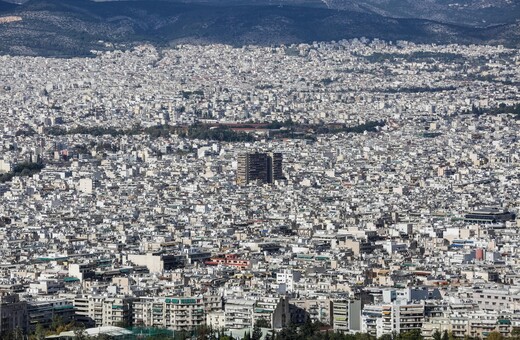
[31,323,46,340]
[196,325,213,340]
[397,330,422,340]
[252,323,263,340]
[93,335,112,340]
[275,323,298,340]
[265,329,277,340]
[219,335,233,340]
[50,315,64,332]
[511,327,520,340]
[175,330,189,340]
[432,330,442,340]
[255,319,271,328]
[353,333,376,340]
[487,332,503,340]
[299,318,318,338]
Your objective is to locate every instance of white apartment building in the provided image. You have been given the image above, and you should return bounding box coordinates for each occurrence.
[330,299,362,334]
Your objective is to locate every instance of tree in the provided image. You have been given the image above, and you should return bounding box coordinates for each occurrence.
[432,330,442,340]
[93,335,111,340]
[299,318,318,338]
[252,323,263,340]
[255,319,271,328]
[31,323,46,340]
[174,330,189,340]
[511,327,520,340]
[397,330,422,340]
[353,333,376,340]
[50,315,64,333]
[275,323,298,340]
[73,325,89,340]
[15,328,24,340]
[486,332,503,340]
[441,330,449,340]
[196,325,213,340]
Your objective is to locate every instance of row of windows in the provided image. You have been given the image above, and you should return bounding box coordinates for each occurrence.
[478,295,508,300]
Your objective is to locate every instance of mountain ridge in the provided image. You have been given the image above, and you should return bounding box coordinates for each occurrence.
[0,0,518,57]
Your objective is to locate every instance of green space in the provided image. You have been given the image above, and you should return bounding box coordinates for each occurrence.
[0,162,45,183]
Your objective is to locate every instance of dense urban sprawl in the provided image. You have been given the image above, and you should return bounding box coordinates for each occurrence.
[0,39,520,339]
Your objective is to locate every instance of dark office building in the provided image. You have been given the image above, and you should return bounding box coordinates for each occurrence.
[268,152,283,184]
[0,292,28,337]
[464,207,516,224]
[237,152,283,185]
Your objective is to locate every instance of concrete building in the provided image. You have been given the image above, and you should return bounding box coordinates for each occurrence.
[133,295,220,331]
[27,298,75,331]
[127,253,184,273]
[74,295,133,327]
[225,297,289,331]
[330,299,362,334]
[0,292,28,337]
[276,269,302,293]
[362,303,425,338]
[237,152,283,185]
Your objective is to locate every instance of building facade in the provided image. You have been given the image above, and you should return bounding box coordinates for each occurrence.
[330,299,362,334]
[0,292,28,337]
[133,295,221,331]
[237,152,283,185]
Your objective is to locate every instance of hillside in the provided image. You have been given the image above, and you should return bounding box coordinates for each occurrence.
[0,0,518,57]
[323,0,520,27]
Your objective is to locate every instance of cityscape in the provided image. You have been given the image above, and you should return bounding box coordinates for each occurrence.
[0,8,520,340]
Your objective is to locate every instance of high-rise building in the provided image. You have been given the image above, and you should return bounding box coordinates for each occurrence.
[268,152,283,184]
[0,292,28,337]
[237,152,283,185]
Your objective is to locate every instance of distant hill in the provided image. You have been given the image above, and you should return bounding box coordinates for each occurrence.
[0,1,18,10]
[320,0,520,27]
[0,0,518,57]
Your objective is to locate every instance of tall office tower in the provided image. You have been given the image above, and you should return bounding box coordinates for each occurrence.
[237,152,283,185]
[268,152,283,184]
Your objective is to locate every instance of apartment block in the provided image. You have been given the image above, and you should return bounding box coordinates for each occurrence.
[330,299,362,333]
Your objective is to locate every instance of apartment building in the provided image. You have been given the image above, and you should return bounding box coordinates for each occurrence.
[236,152,283,185]
[290,298,331,325]
[74,295,133,327]
[133,295,221,331]
[330,299,362,333]
[27,298,74,331]
[225,297,289,330]
[362,303,425,338]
